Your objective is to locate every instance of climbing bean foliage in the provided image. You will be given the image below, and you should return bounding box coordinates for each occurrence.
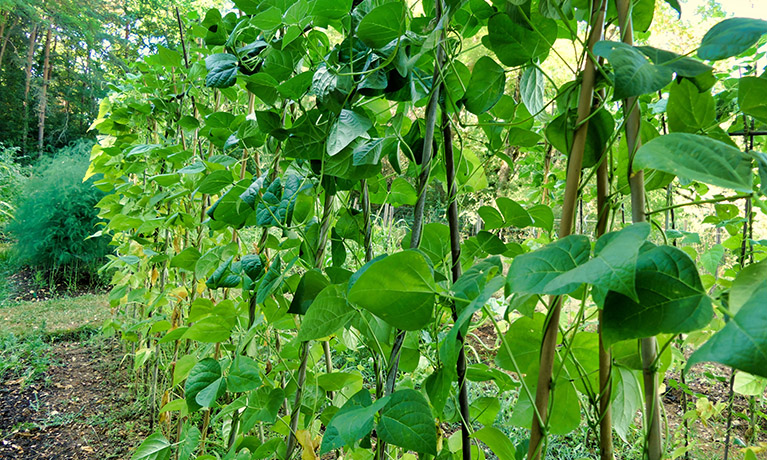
[89,1,767,459]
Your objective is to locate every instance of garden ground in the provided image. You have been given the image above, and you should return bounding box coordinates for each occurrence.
[0,294,148,459]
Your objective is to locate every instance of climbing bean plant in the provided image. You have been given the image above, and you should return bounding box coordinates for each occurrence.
[88,1,767,459]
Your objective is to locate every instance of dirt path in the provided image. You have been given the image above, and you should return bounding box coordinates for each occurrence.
[0,339,144,459]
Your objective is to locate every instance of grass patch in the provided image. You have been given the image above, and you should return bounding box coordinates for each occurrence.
[0,293,110,336]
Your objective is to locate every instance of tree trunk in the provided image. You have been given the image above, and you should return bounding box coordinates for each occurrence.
[22,23,40,156]
[37,27,53,157]
[0,14,18,71]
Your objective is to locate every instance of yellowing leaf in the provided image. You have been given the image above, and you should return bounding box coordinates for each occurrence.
[296,429,320,460]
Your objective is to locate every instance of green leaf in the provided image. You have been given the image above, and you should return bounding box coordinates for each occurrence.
[739,77,767,124]
[377,389,437,455]
[479,197,533,229]
[472,427,516,460]
[510,375,580,435]
[464,56,505,115]
[251,7,283,30]
[528,204,554,232]
[485,13,557,67]
[327,110,372,156]
[296,284,354,341]
[205,53,239,88]
[593,41,672,100]
[312,0,352,20]
[495,313,547,374]
[183,316,233,343]
[289,269,329,315]
[699,244,724,276]
[507,235,591,295]
[198,169,234,194]
[667,78,715,133]
[698,18,767,61]
[634,133,753,193]
[470,396,500,425]
[241,254,266,281]
[611,366,642,442]
[357,2,405,49]
[317,372,363,392]
[170,248,202,271]
[545,108,614,168]
[687,282,767,378]
[520,65,544,118]
[206,256,242,289]
[635,46,712,78]
[730,259,767,315]
[389,177,418,207]
[321,390,385,453]
[348,250,438,331]
[547,223,650,302]
[402,222,450,265]
[227,356,261,393]
[132,432,172,460]
[185,358,224,412]
[733,371,767,396]
[602,245,713,346]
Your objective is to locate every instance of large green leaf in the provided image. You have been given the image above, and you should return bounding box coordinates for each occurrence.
[739,77,767,124]
[464,56,505,115]
[730,259,767,315]
[611,366,642,442]
[183,316,233,343]
[495,313,548,374]
[227,356,262,393]
[602,245,713,346]
[634,133,753,193]
[594,41,672,100]
[377,389,437,455]
[356,2,405,49]
[510,375,580,435]
[507,235,590,295]
[321,390,387,453]
[402,222,450,265]
[205,53,239,88]
[131,432,172,460]
[698,18,767,61]
[347,250,438,330]
[185,358,225,412]
[635,46,712,78]
[296,284,354,341]
[547,223,650,301]
[327,109,372,156]
[687,282,767,378]
[471,427,516,460]
[485,13,557,67]
[667,78,715,133]
[479,197,533,230]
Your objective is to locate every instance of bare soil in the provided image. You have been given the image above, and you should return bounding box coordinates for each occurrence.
[0,339,146,459]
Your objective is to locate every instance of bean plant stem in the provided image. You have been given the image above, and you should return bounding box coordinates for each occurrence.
[528,0,605,457]
[442,110,471,460]
[285,190,335,458]
[615,0,662,457]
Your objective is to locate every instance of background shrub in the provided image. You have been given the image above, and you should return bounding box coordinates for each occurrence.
[0,143,27,233]
[6,140,111,285]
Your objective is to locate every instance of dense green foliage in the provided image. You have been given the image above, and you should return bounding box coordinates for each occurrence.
[12,1,767,460]
[7,141,111,281]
